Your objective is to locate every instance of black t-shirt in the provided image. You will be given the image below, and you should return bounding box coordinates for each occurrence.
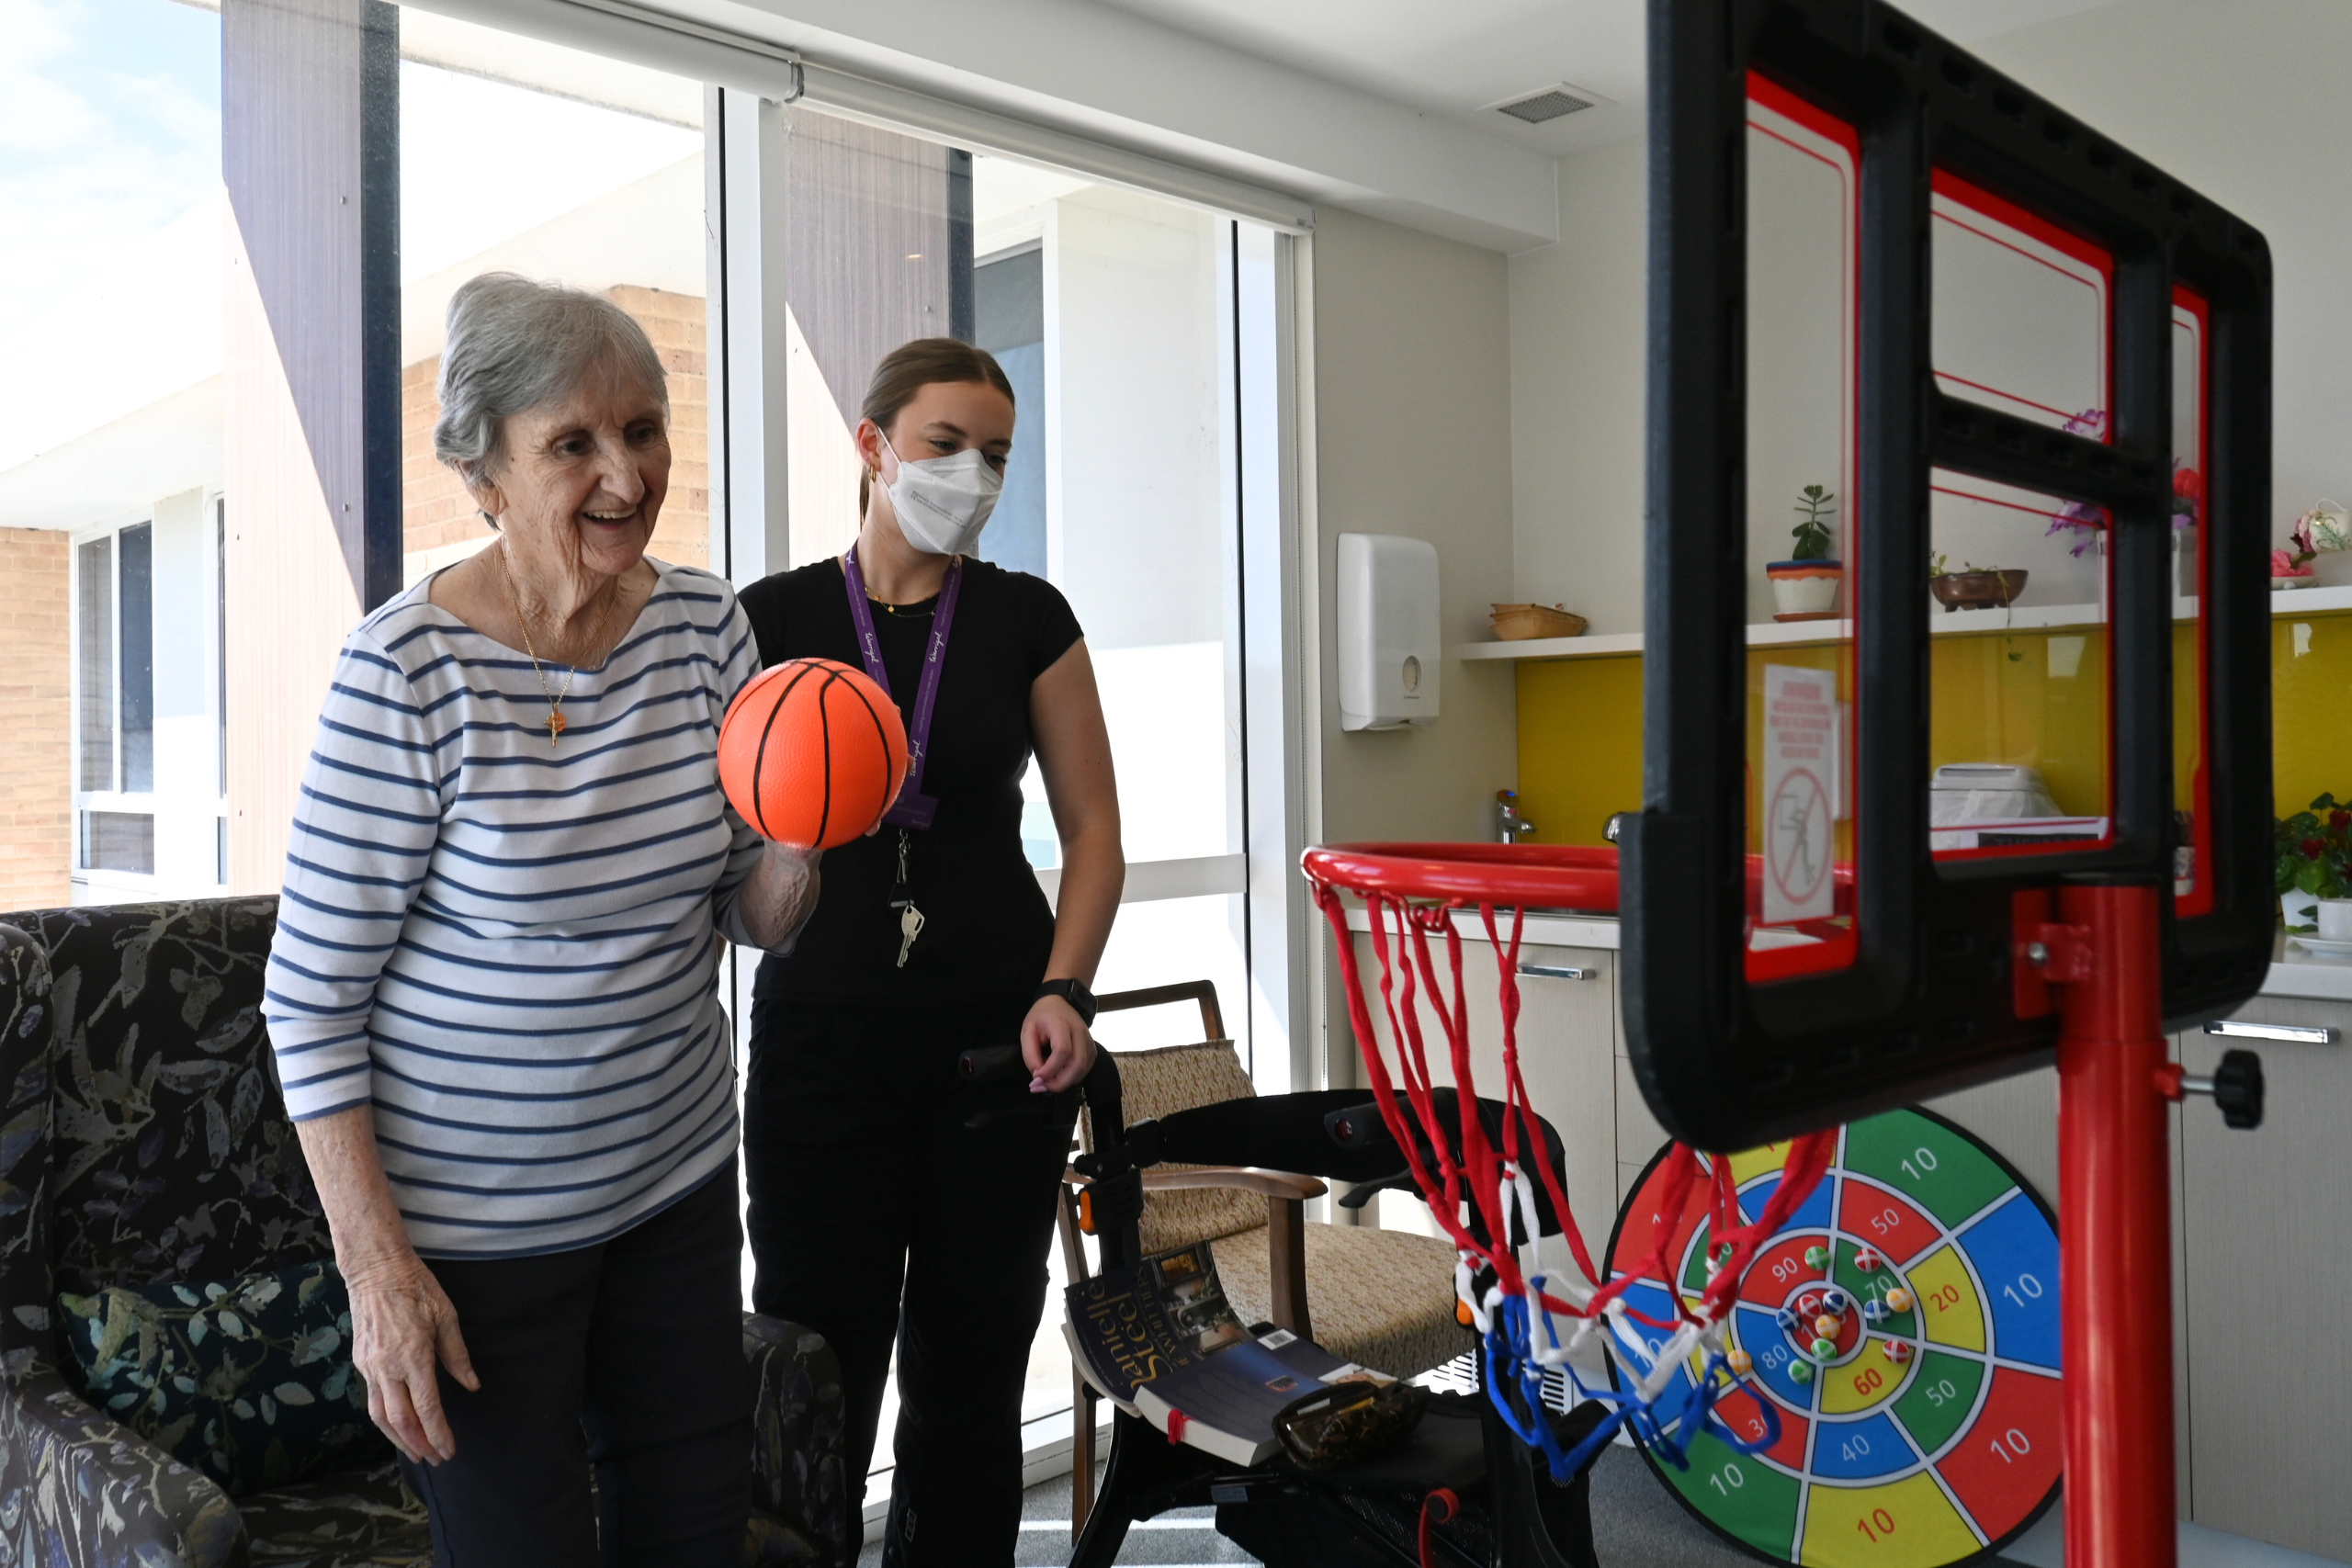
[738,557,1083,1006]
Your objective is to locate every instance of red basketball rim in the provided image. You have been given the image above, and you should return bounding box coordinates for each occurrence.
[1300,842,1619,911]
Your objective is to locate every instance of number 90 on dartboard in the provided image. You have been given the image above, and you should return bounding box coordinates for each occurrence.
[1603,1108,2061,1567]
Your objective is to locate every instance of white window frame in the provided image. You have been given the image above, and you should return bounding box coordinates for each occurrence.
[70,508,161,898]
[208,488,231,886]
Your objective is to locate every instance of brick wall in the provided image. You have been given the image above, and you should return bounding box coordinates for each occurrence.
[401,287,710,579]
[0,528,72,911]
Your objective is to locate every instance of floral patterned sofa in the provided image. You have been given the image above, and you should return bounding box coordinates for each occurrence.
[0,897,850,1568]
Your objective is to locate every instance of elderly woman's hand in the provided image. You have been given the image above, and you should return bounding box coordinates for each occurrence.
[292,1106,481,1466]
[346,1246,479,1465]
[735,840,823,951]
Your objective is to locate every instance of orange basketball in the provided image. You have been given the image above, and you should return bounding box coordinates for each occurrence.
[718,659,910,849]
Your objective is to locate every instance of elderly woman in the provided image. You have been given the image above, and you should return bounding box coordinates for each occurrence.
[263,273,813,1565]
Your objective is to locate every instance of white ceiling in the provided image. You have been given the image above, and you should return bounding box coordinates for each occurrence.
[415,0,2137,253]
[1090,0,2130,159]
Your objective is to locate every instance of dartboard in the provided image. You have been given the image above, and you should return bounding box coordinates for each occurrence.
[1604,1108,2061,1567]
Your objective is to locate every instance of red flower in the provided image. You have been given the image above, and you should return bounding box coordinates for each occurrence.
[2302,838,2326,860]
[2332,811,2350,830]
[2173,468,2203,502]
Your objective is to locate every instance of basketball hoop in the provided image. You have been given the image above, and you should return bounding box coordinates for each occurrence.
[1301,842,1837,1483]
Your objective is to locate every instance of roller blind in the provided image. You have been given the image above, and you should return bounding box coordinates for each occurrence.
[397,0,1315,231]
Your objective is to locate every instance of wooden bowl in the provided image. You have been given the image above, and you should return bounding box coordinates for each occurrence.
[1490,604,1589,641]
[1928,570,2028,613]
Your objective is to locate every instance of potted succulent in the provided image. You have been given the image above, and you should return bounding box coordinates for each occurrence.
[1767,484,1842,622]
[2274,793,2352,935]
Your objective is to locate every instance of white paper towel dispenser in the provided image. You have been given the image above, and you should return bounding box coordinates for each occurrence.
[1337,533,1440,731]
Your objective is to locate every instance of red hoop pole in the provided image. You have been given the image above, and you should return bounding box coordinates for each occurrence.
[2054,883,2176,1568]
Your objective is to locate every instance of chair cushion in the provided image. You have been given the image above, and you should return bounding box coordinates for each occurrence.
[1212,1222,1469,1382]
[1085,1042,1267,1254]
[2,900,334,1317]
[58,1258,387,1496]
[236,1458,430,1567]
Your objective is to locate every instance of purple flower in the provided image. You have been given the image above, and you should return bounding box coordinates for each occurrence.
[2044,410,2111,553]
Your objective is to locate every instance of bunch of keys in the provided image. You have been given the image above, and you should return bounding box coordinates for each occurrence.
[890,829,925,968]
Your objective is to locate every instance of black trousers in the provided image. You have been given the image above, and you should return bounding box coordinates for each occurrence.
[744,996,1078,1568]
[400,1160,751,1568]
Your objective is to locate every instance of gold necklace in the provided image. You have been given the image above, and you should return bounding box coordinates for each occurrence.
[498,544,621,750]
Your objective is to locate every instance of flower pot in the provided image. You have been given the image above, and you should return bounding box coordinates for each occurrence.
[2319,899,2352,941]
[1488,604,1589,641]
[2273,573,2315,591]
[2283,890,2320,932]
[1928,570,2029,613]
[1766,560,1841,622]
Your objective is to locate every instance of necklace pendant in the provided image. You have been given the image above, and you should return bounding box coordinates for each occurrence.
[547,708,567,749]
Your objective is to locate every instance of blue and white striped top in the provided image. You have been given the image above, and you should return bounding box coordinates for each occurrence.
[263,560,766,1258]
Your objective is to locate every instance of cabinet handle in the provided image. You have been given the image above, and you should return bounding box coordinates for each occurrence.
[2202,1020,2336,1045]
[1518,964,1599,981]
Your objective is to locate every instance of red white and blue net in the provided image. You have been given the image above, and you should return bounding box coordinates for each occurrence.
[1306,845,1836,1484]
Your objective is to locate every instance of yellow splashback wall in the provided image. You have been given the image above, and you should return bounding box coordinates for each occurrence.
[2274,610,2352,814]
[1514,616,2280,849]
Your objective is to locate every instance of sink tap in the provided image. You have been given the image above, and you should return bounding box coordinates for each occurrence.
[1497,790,1536,845]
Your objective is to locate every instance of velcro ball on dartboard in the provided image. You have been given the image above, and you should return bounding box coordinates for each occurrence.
[718,659,909,849]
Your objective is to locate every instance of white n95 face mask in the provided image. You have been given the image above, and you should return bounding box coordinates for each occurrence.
[882,434,1002,556]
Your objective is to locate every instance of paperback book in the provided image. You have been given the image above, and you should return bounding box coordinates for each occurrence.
[1063,1238,1394,1465]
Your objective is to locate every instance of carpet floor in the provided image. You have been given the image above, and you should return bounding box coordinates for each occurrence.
[855,1445,2033,1566]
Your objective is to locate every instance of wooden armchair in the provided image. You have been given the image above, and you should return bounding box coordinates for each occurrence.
[1057,981,1465,1533]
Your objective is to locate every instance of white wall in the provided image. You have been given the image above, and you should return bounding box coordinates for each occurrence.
[1046,186,1227,651]
[1311,205,1517,845]
[1508,136,1646,633]
[149,486,220,891]
[1962,0,2352,576]
[1510,0,2352,615]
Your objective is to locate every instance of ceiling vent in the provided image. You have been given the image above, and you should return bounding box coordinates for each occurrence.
[1490,85,1600,125]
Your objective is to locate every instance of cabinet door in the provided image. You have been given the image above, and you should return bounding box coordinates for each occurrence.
[1343,935,1619,1258]
[2177,998,2352,1559]
[1923,1065,2193,1515]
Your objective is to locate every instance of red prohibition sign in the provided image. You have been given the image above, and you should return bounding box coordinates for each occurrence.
[1767,766,1830,905]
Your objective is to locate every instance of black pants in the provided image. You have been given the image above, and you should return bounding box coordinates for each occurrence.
[744,996,1078,1568]
[401,1161,751,1568]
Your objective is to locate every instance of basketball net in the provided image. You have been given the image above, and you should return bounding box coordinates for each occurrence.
[1309,872,1837,1483]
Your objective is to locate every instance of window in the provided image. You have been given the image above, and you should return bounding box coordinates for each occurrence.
[399,15,707,589]
[747,120,1289,1472]
[6,0,222,908]
[71,501,225,896]
[74,520,156,876]
[75,535,114,799]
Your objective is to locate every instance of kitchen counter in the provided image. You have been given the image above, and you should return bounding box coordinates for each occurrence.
[1343,908,2352,1008]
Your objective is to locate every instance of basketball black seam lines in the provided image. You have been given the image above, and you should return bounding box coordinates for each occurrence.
[811,667,838,846]
[750,660,822,840]
[832,672,899,823]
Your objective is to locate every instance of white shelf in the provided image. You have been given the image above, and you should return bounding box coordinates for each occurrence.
[2268,582,2352,615]
[1459,589,2349,664]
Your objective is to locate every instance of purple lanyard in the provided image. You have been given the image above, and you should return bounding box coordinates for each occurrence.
[842,547,960,831]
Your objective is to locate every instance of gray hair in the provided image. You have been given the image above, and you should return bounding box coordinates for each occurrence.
[432,273,669,487]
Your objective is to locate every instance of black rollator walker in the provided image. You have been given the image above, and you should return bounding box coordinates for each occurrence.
[960,1045,1610,1568]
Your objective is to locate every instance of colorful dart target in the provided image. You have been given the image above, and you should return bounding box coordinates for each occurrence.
[1605,1108,2061,1566]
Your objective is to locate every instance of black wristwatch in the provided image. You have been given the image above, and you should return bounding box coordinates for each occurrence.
[1035,977,1097,1026]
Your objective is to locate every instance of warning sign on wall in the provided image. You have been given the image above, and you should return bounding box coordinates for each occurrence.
[1761,664,1838,925]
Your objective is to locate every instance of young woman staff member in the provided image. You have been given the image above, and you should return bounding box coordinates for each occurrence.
[736,339,1123,1564]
